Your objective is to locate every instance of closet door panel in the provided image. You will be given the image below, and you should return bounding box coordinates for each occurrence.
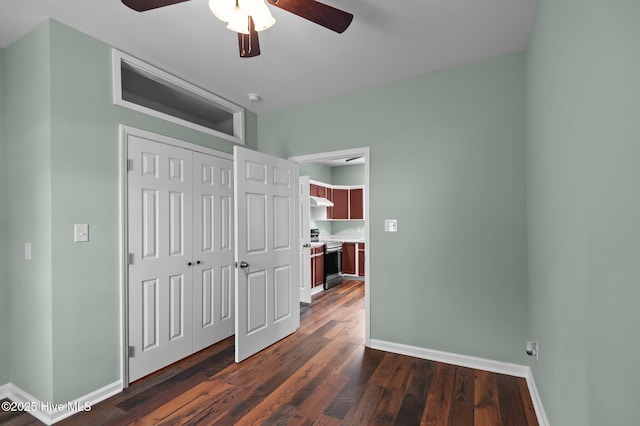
[193,152,235,352]
[128,136,194,382]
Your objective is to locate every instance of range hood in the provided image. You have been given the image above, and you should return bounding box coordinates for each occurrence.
[310,196,334,207]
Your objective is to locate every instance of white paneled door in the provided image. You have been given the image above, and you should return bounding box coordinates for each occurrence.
[234,146,300,362]
[192,152,235,352]
[127,134,234,382]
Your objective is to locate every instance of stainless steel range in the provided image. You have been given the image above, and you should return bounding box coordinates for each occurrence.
[324,240,343,289]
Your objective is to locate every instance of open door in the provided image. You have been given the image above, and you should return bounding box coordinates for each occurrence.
[299,176,312,303]
[234,146,300,362]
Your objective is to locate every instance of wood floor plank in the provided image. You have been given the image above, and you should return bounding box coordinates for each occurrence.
[474,369,502,426]
[496,372,529,426]
[421,362,456,425]
[448,365,475,425]
[322,347,385,420]
[394,357,435,425]
[517,377,539,426]
[341,383,386,424]
[288,373,350,426]
[371,355,415,424]
[7,280,539,426]
[130,381,234,425]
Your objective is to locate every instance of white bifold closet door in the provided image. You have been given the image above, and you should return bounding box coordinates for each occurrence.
[128,135,234,382]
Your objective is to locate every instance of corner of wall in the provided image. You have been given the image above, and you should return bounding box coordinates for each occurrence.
[244,108,259,151]
[0,46,9,387]
[4,18,55,403]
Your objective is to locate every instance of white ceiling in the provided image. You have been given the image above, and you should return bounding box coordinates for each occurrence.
[0,0,538,114]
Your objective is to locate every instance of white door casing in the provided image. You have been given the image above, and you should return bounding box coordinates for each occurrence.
[234,146,300,363]
[299,176,311,304]
[128,135,194,382]
[288,147,371,347]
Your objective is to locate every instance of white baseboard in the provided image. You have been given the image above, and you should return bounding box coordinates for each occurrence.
[369,339,549,426]
[523,368,550,426]
[1,380,122,425]
[0,382,11,400]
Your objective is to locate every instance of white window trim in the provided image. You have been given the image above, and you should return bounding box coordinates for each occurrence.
[112,49,245,145]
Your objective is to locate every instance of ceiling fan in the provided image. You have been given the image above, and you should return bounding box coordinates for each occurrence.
[121,0,353,58]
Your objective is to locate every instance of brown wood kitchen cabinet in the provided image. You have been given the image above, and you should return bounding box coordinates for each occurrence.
[310,183,328,198]
[342,242,365,277]
[342,243,357,275]
[309,180,364,221]
[331,188,349,219]
[310,183,320,197]
[349,188,363,220]
[311,245,325,287]
[357,243,365,276]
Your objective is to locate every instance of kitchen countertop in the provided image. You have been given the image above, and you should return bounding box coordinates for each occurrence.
[318,236,365,244]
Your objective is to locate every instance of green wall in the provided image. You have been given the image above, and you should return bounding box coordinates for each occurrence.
[526,0,640,424]
[6,23,55,402]
[259,52,529,364]
[299,161,332,183]
[0,47,8,385]
[2,20,256,403]
[332,164,364,186]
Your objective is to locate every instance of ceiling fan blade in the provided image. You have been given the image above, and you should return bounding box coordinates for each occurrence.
[238,17,261,58]
[267,0,353,33]
[121,0,191,12]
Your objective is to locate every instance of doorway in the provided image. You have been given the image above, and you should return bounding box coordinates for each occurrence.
[289,147,370,347]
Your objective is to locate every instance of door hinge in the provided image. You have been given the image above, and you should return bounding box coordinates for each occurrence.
[128,346,135,358]
[128,253,134,265]
[127,159,133,171]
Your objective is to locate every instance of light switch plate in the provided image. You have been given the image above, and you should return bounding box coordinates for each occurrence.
[24,242,32,260]
[385,219,398,232]
[74,224,89,242]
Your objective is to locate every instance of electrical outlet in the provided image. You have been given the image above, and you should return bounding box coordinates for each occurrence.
[384,219,398,232]
[74,224,89,242]
[526,340,538,361]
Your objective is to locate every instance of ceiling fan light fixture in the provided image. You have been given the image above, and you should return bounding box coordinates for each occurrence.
[208,0,235,22]
[211,0,275,33]
[249,3,275,31]
[226,9,250,34]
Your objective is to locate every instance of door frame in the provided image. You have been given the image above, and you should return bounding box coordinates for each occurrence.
[118,125,233,387]
[288,147,371,347]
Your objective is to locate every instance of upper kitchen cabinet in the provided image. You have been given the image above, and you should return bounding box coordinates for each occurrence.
[349,188,364,220]
[331,188,349,219]
[310,183,327,198]
[310,180,364,221]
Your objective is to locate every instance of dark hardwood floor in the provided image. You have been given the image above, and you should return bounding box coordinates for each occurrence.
[1,279,538,425]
